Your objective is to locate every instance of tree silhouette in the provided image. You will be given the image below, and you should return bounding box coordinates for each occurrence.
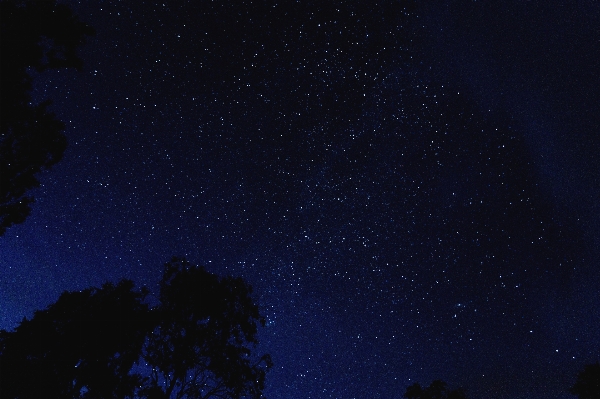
[139,258,273,399]
[0,279,150,398]
[404,380,468,399]
[570,363,600,399]
[0,0,94,235]
[0,258,272,399]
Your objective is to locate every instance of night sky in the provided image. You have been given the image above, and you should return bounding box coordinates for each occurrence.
[1,1,599,398]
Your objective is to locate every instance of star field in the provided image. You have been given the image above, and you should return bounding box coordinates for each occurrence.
[1,1,599,398]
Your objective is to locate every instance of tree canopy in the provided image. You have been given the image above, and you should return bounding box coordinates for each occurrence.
[0,258,272,399]
[0,0,94,235]
[403,380,468,399]
[569,363,600,399]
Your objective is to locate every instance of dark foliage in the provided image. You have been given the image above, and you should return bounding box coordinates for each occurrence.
[140,258,273,399]
[0,280,150,398]
[404,380,468,399]
[570,363,600,399]
[0,258,272,399]
[0,0,94,235]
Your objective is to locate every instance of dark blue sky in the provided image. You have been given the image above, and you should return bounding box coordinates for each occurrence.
[1,1,599,398]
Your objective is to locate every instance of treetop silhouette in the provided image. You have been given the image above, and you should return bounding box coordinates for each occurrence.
[570,362,600,399]
[0,0,94,235]
[0,257,272,399]
[403,379,468,399]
